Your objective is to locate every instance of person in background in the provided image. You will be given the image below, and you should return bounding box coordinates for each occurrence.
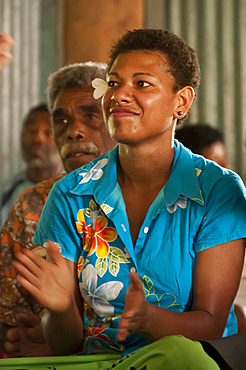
[0,33,14,70]
[175,123,231,169]
[0,103,64,228]
[0,62,116,358]
[11,29,246,369]
[175,123,246,333]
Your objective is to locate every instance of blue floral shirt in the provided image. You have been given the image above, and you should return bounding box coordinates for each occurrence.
[34,140,246,355]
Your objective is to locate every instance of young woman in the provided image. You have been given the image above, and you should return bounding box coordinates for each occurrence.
[12,29,246,370]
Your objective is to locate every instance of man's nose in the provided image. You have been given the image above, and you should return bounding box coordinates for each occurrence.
[33,130,49,144]
[66,118,86,141]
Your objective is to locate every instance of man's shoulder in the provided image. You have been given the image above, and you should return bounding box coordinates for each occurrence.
[36,173,67,195]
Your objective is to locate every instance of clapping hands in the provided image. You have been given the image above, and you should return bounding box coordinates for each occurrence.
[118,271,148,342]
[14,240,75,315]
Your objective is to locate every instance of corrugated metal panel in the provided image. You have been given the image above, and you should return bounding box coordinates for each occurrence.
[0,0,40,182]
[145,0,246,181]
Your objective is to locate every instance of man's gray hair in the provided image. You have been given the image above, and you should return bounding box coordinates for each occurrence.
[46,61,107,112]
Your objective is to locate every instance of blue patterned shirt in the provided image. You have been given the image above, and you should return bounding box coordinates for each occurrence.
[34,140,246,355]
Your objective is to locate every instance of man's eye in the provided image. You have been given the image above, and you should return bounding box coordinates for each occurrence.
[53,118,68,125]
[108,80,118,87]
[86,113,97,119]
[137,81,150,87]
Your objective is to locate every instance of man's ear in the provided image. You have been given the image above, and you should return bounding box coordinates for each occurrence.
[173,86,195,120]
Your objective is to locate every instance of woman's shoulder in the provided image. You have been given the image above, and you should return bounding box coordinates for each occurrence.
[191,154,246,201]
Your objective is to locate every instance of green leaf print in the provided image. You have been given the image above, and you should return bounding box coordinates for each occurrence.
[96,257,108,278]
[103,314,122,322]
[108,247,130,264]
[89,199,97,211]
[142,275,155,296]
[101,203,114,215]
[109,259,120,277]
[84,208,91,217]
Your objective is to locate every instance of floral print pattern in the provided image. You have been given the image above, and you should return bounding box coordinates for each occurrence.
[76,201,130,278]
[0,175,65,326]
[79,264,123,317]
[167,195,187,213]
[143,275,180,310]
[79,159,108,184]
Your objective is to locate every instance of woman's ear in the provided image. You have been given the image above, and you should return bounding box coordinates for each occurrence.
[173,86,195,120]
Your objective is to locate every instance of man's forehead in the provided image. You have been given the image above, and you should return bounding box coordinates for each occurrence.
[52,86,102,114]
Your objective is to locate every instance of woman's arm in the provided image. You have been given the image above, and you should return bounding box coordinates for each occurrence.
[118,238,245,342]
[14,240,84,355]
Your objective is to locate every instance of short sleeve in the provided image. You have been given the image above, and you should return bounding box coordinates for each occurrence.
[33,181,82,263]
[194,171,246,253]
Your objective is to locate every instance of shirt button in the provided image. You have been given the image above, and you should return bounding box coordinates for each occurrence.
[121,224,126,232]
[143,227,149,234]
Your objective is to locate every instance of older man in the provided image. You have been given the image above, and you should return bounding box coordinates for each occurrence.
[0,62,116,357]
[0,103,64,227]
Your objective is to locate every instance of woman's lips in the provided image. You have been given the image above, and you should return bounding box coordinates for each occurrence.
[110,107,139,117]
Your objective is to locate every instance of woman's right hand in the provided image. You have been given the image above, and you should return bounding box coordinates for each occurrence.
[14,240,75,314]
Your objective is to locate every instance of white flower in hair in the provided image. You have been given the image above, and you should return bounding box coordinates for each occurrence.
[92,78,108,99]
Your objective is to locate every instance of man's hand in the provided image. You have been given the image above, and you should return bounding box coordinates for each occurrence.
[4,313,54,358]
[0,33,14,70]
[14,240,75,314]
[118,272,148,342]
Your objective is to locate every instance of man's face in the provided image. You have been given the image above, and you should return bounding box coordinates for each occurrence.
[21,110,61,170]
[52,86,116,173]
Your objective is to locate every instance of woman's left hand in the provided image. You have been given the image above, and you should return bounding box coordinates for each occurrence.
[118,271,148,342]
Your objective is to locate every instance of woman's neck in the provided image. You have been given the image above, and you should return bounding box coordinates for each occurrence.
[118,138,175,190]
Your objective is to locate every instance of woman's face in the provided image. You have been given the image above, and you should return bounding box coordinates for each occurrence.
[102,51,179,146]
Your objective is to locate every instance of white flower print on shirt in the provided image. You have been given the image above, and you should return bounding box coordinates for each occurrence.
[167,195,187,214]
[79,158,108,184]
[79,264,123,317]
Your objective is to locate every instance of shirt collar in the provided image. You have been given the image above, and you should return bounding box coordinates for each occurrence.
[164,140,204,207]
[71,141,204,207]
[70,146,118,205]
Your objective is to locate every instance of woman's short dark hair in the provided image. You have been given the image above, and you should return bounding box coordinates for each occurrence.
[108,28,201,95]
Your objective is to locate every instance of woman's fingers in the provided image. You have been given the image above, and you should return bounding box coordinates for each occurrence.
[45,240,63,264]
[14,249,45,277]
[13,259,40,287]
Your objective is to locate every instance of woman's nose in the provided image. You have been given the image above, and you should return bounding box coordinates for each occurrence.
[111,84,133,104]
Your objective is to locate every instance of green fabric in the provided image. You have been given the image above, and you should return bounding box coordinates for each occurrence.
[0,335,220,370]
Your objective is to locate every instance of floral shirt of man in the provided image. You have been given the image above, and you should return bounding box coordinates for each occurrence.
[0,174,65,326]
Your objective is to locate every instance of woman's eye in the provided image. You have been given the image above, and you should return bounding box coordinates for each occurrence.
[108,80,118,87]
[137,80,150,87]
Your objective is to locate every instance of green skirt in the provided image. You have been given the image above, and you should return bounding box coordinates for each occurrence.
[0,335,219,370]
